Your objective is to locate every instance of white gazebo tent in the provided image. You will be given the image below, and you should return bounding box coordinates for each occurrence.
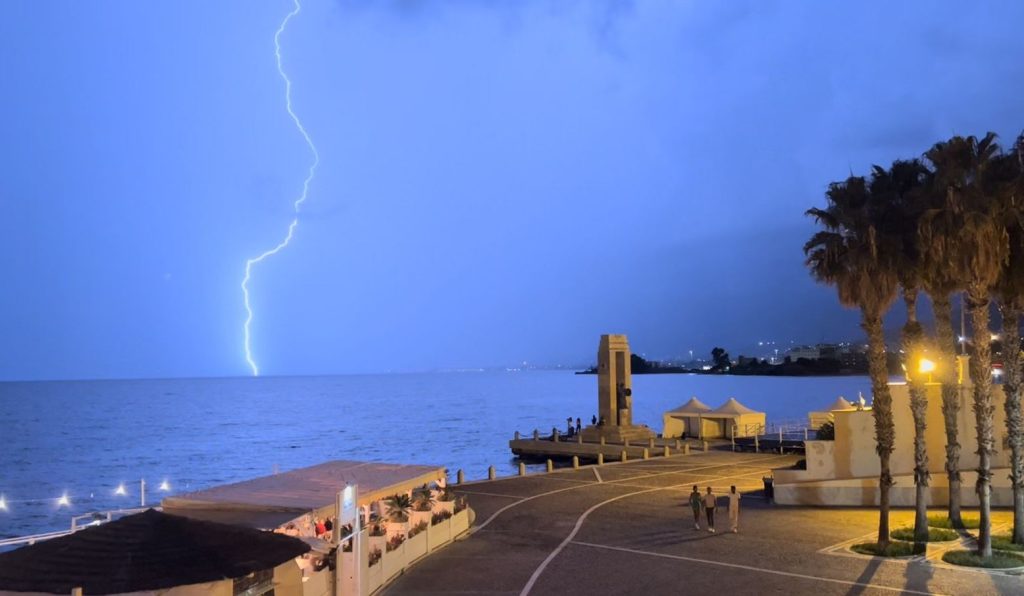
[808,396,854,430]
[702,397,766,438]
[661,397,712,438]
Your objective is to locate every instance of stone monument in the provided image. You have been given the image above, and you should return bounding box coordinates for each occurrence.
[580,334,656,443]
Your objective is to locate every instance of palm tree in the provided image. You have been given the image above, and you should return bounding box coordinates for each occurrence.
[806,175,900,550]
[872,159,931,552]
[384,493,412,523]
[921,132,1007,557]
[919,177,967,529]
[995,134,1024,544]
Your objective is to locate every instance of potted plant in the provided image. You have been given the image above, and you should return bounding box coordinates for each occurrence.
[383,494,412,537]
[435,487,456,514]
[385,533,406,552]
[431,510,452,526]
[368,547,383,567]
[410,485,434,527]
[368,522,387,553]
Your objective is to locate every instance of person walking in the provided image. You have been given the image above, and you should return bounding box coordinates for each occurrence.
[703,487,717,533]
[688,485,703,530]
[575,417,582,434]
[728,485,741,533]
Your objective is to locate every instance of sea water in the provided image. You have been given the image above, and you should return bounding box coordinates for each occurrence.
[0,371,869,537]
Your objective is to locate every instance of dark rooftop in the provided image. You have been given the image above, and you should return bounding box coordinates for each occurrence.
[0,509,310,594]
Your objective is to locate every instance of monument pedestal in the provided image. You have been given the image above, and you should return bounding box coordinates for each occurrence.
[579,424,655,444]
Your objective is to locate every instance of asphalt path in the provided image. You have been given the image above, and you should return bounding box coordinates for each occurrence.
[383,451,1024,595]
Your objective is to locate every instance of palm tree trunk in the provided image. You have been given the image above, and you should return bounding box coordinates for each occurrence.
[1001,305,1024,544]
[968,290,995,558]
[933,293,964,526]
[864,309,894,549]
[902,288,929,553]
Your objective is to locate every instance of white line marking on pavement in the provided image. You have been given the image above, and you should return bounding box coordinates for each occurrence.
[517,463,790,596]
[593,468,603,483]
[571,541,947,596]
[455,490,526,499]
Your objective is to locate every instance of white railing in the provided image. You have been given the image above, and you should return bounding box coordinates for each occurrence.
[0,507,154,550]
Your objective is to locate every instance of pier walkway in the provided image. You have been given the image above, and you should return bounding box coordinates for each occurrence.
[384,451,1022,595]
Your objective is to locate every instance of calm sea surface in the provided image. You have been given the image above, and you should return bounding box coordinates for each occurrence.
[0,371,869,537]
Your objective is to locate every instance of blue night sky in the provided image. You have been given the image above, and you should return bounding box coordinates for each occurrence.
[3,0,1023,380]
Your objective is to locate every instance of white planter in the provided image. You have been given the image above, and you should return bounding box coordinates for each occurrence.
[428,518,452,551]
[385,520,408,539]
[410,509,432,528]
[368,534,386,555]
[435,500,455,515]
[367,558,383,594]
[382,542,406,582]
[406,530,428,562]
[451,508,470,537]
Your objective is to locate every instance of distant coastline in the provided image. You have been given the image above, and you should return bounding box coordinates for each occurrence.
[575,352,874,377]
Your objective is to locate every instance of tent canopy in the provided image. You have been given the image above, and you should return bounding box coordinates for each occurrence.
[0,509,309,595]
[823,396,854,411]
[705,397,761,418]
[665,396,712,416]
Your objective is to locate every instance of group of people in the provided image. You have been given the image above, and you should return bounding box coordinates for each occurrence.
[565,417,598,436]
[314,516,334,539]
[688,485,740,533]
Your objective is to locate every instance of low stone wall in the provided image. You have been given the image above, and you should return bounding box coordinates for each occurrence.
[774,469,1015,507]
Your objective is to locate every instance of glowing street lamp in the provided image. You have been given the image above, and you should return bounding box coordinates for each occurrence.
[57,493,70,507]
[918,357,936,383]
[159,480,170,492]
[0,495,7,511]
[115,484,127,496]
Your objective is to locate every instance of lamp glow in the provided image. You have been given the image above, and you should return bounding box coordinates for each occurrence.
[57,493,70,507]
[115,484,127,496]
[918,358,936,374]
[159,480,170,492]
[0,495,7,511]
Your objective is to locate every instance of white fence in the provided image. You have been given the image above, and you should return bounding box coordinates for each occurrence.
[336,507,472,596]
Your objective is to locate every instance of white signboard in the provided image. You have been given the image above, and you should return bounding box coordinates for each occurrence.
[337,485,361,596]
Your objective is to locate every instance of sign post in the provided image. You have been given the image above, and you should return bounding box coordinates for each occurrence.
[336,484,361,596]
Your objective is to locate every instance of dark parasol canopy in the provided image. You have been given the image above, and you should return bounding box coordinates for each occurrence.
[0,508,310,594]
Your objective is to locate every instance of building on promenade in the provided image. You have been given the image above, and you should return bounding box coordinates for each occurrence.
[775,356,1019,506]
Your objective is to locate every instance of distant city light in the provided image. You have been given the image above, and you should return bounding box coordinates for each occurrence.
[57,493,70,507]
[115,484,127,496]
[159,480,170,492]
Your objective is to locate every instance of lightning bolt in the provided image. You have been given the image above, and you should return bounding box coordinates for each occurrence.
[242,0,320,376]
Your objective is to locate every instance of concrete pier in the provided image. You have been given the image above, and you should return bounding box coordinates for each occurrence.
[510,435,705,463]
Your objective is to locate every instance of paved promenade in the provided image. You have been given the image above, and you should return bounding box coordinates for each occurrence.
[384,451,1024,595]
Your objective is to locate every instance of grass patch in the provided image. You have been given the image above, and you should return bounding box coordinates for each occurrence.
[927,515,980,530]
[891,527,959,542]
[992,535,1024,552]
[850,541,915,557]
[942,549,1024,568]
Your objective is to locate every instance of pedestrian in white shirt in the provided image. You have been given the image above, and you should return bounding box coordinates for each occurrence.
[703,487,717,533]
[728,485,741,533]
